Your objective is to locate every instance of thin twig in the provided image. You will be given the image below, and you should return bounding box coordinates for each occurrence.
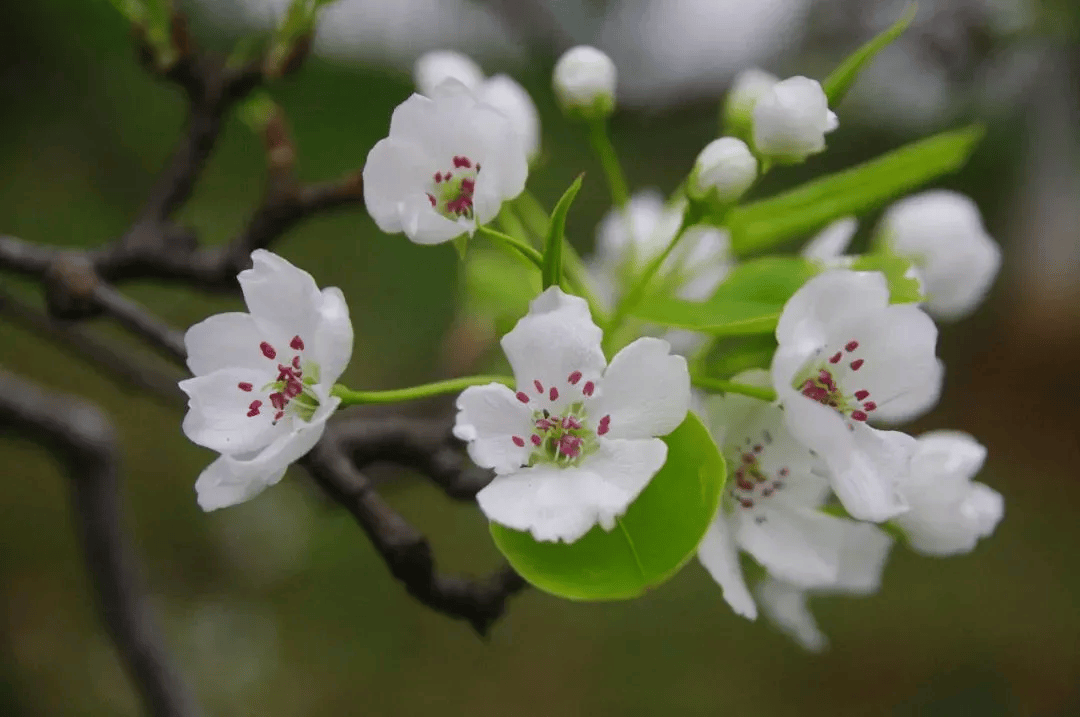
[0,371,200,717]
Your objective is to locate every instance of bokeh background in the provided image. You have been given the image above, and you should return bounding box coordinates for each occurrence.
[2,0,1079,714]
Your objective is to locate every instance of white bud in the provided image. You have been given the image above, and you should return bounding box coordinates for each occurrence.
[414,50,484,96]
[723,68,779,130]
[752,76,838,162]
[878,191,1002,320]
[690,137,757,202]
[553,45,616,117]
[479,74,541,159]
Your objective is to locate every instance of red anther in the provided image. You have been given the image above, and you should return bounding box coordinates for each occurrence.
[512,436,525,447]
[461,178,475,193]
[291,358,301,372]
[531,434,542,446]
[444,172,452,180]
[568,370,582,385]
[284,380,303,398]
[818,369,836,389]
[599,414,611,425]
[845,340,859,352]
[854,390,870,401]
[863,401,877,411]
[427,193,437,207]
[453,155,472,168]
[238,382,253,392]
[260,341,277,359]
[549,386,559,401]
[779,468,789,477]
[475,163,481,171]
[516,391,530,403]
[536,418,553,430]
[563,417,582,430]
[246,400,262,417]
[434,172,442,183]
[597,422,609,435]
[269,392,287,410]
[850,359,864,371]
[753,444,763,453]
[534,379,544,393]
[829,352,842,364]
[739,499,754,509]
[736,477,753,491]
[290,336,304,351]
[583,381,595,396]
[274,411,285,421]
[851,410,868,421]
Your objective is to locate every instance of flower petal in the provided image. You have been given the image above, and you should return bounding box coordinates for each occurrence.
[801,217,857,263]
[830,521,893,594]
[734,505,845,588]
[184,312,267,376]
[697,516,757,619]
[238,250,321,338]
[312,286,353,386]
[453,383,534,474]
[774,270,889,354]
[401,192,470,244]
[362,136,433,234]
[755,578,827,652]
[594,337,690,440]
[195,454,285,511]
[480,73,540,158]
[500,287,606,403]
[180,368,286,454]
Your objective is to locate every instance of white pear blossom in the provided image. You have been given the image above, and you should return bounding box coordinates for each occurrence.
[877,191,1002,320]
[413,51,541,159]
[893,430,1004,556]
[453,287,691,543]
[553,45,617,116]
[363,81,528,245]
[179,250,352,511]
[689,137,758,203]
[724,68,779,124]
[588,190,732,308]
[752,76,838,162]
[697,370,893,621]
[771,270,943,522]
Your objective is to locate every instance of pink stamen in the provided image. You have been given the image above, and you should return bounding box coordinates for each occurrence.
[583,381,595,397]
[531,434,542,446]
[453,155,472,168]
[549,386,559,401]
[434,172,442,183]
[512,436,525,447]
[292,356,302,370]
[260,341,277,359]
[516,391,530,404]
[845,340,859,352]
[854,389,870,401]
[851,410,868,421]
[863,401,877,411]
[461,178,475,193]
[274,411,285,421]
[568,371,582,385]
[597,422,609,435]
[427,193,436,207]
[536,418,553,430]
[534,380,544,394]
[829,352,842,364]
[850,359,864,371]
[238,382,253,392]
[269,392,287,410]
[246,400,262,417]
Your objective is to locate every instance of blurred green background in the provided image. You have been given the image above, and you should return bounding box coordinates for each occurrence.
[2,1,1079,715]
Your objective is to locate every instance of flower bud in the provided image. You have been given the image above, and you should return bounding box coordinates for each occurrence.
[722,68,778,139]
[414,50,484,96]
[553,45,616,118]
[752,76,838,162]
[689,137,757,203]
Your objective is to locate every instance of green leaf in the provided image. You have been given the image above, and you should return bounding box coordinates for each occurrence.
[628,257,816,334]
[543,174,584,289]
[490,413,725,600]
[462,248,541,331]
[849,253,924,304]
[700,335,778,379]
[727,125,984,256]
[823,4,917,106]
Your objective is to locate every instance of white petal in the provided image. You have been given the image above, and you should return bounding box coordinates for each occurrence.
[180,368,286,454]
[238,250,321,337]
[500,287,606,406]
[401,192,471,245]
[312,287,353,386]
[752,76,833,160]
[195,455,284,511]
[214,401,335,482]
[480,74,541,158]
[697,515,758,619]
[413,50,484,96]
[593,337,690,440]
[830,521,893,594]
[475,437,665,543]
[755,578,828,652]
[735,505,845,588]
[801,217,857,263]
[906,430,987,498]
[962,483,1004,539]
[184,312,267,376]
[362,136,432,234]
[595,189,670,264]
[774,270,890,354]
[453,383,533,474]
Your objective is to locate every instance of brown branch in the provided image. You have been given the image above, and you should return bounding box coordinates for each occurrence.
[91,283,187,363]
[303,423,525,636]
[0,371,200,717]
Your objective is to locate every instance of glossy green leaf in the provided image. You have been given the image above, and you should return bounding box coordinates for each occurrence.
[543,174,584,289]
[823,4,917,106]
[849,253,924,304]
[728,125,985,256]
[628,257,816,334]
[700,334,778,379]
[490,412,726,600]
[462,248,541,332]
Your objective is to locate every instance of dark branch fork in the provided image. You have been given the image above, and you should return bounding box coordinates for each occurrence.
[0,11,525,717]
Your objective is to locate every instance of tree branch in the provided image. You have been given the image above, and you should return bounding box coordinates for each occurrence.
[0,371,200,717]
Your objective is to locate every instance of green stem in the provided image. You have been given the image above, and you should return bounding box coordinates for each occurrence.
[691,376,777,402]
[475,225,544,269]
[587,118,630,208]
[332,375,514,406]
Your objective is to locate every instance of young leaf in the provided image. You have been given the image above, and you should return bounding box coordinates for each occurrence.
[728,125,984,256]
[490,413,725,600]
[823,4,918,106]
[542,174,584,289]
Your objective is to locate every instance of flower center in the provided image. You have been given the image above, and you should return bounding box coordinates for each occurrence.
[238,335,322,425]
[793,339,877,422]
[509,370,608,467]
[426,155,481,220]
[727,430,789,513]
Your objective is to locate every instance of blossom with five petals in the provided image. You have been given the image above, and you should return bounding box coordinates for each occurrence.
[363,81,528,244]
[771,270,942,522]
[453,287,691,543]
[179,250,352,510]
